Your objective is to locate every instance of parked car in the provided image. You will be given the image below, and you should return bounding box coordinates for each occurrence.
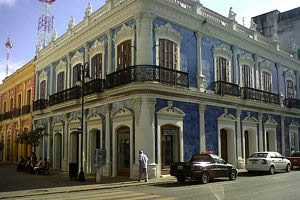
[287,151,300,169]
[245,152,291,175]
[170,152,238,184]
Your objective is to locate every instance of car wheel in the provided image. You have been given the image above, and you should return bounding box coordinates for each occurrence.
[201,172,209,184]
[286,164,291,172]
[269,166,275,175]
[177,177,186,184]
[229,170,237,180]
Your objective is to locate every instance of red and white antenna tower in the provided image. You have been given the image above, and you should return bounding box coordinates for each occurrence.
[37,0,56,48]
[5,37,13,77]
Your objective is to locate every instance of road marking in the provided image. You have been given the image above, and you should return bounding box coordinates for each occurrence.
[121,195,162,200]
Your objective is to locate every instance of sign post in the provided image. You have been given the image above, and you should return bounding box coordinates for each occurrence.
[94,149,106,183]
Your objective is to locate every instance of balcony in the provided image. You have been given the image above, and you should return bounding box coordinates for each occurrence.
[33,99,48,111]
[106,65,189,89]
[3,112,11,120]
[49,86,81,106]
[22,105,31,114]
[241,87,280,104]
[213,81,240,97]
[84,79,105,96]
[284,98,300,109]
[12,108,21,117]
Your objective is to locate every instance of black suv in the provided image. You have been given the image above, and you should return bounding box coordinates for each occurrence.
[170,153,238,184]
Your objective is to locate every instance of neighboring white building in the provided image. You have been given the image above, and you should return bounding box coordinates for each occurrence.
[33,0,300,179]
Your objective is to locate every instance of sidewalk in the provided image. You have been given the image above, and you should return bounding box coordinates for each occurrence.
[0,173,176,199]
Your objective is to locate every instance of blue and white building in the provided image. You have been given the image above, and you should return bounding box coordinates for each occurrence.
[33,0,300,179]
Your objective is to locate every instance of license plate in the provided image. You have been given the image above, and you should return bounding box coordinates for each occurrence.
[252,161,257,164]
[177,166,183,169]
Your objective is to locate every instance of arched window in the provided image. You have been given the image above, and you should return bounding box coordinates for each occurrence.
[242,65,253,88]
[73,64,81,87]
[40,80,46,99]
[262,71,271,92]
[117,40,131,70]
[57,72,64,92]
[10,98,13,112]
[91,53,103,79]
[26,90,31,105]
[159,39,178,69]
[287,80,294,98]
[3,101,7,113]
[217,57,230,82]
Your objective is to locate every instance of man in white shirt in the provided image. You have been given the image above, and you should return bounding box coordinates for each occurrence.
[139,150,148,182]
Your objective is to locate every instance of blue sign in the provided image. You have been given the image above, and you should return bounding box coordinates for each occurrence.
[94,149,106,167]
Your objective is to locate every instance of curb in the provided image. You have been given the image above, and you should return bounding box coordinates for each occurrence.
[0,179,176,199]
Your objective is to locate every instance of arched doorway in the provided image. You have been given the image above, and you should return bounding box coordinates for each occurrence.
[220,129,228,162]
[161,125,179,175]
[244,129,258,159]
[266,130,276,151]
[54,133,62,170]
[70,132,79,164]
[117,126,130,177]
[90,129,101,174]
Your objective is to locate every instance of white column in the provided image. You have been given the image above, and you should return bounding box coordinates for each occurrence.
[49,65,54,95]
[136,11,155,65]
[232,46,238,84]
[106,29,112,74]
[236,109,243,168]
[199,104,206,152]
[281,116,285,155]
[35,74,39,100]
[63,114,68,171]
[134,97,156,178]
[253,54,258,89]
[84,43,89,67]
[83,111,87,172]
[47,119,51,161]
[67,54,71,89]
[196,32,206,91]
[258,113,264,151]
[104,104,111,176]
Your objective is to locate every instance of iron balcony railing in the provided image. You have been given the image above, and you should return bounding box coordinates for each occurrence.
[49,86,81,106]
[3,112,12,120]
[213,81,240,97]
[106,65,189,89]
[284,98,300,109]
[12,108,21,117]
[0,114,3,121]
[241,87,280,104]
[84,79,105,96]
[33,99,48,111]
[22,105,31,114]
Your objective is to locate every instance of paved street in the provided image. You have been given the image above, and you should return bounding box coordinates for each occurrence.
[1,161,300,200]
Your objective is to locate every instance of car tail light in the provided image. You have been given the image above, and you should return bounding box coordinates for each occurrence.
[261,159,267,164]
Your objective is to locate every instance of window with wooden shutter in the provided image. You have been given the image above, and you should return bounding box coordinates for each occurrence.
[10,98,13,112]
[73,64,80,87]
[117,40,131,71]
[40,80,46,99]
[262,71,271,92]
[159,39,178,69]
[57,72,64,92]
[91,53,103,79]
[287,80,294,98]
[217,57,230,82]
[243,65,252,88]
[27,90,31,105]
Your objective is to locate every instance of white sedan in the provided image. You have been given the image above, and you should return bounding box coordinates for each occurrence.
[246,152,291,175]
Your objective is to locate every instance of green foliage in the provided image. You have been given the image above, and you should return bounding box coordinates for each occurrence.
[15,127,47,148]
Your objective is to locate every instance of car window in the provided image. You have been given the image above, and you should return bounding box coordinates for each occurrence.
[191,155,212,162]
[275,152,282,157]
[250,153,268,158]
[291,152,300,157]
[214,158,226,164]
[269,153,276,158]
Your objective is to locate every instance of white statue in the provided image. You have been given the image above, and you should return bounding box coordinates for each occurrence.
[250,19,257,31]
[36,41,42,53]
[292,41,298,51]
[228,7,237,21]
[68,16,75,30]
[271,32,279,42]
[85,3,92,18]
[51,30,57,42]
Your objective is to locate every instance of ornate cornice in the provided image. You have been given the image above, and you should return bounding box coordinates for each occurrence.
[90,40,105,58]
[157,103,185,121]
[56,60,67,75]
[213,44,232,60]
[259,61,272,73]
[239,55,254,67]
[71,51,84,67]
[154,23,181,45]
[264,115,278,128]
[39,70,48,82]
[284,70,296,81]
[113,24,135,45]
[218,108,237,124]
[112,107,133,122]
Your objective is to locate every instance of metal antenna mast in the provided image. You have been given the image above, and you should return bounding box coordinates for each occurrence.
[37,0,56,48]
[5,37,13,77]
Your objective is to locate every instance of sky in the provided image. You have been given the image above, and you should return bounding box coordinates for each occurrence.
[0,0,300,83]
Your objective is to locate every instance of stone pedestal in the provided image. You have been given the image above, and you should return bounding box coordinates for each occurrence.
[102,163,111,177]
[96,168,101,183]
[237,157,245,169]
[197,75,206,92]
[148,163,158,178]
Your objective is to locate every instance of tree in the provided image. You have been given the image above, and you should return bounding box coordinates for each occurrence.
[15,127,46,153]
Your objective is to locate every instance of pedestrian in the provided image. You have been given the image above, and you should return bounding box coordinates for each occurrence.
[138,150,148,182]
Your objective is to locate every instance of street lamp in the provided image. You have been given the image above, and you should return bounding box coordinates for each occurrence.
[75,62,91,182]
